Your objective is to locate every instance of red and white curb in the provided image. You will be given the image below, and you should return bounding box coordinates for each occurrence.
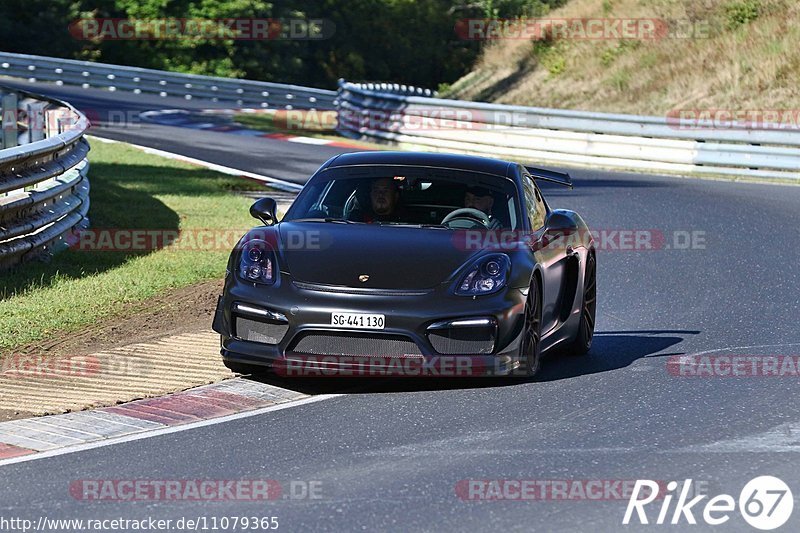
[138,108,370,151]
[0,379,336,464]
[258,131,373,150]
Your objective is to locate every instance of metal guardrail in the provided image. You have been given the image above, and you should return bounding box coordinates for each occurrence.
[0,52,337,110]
[337,81,800,181]
[0,85,90,269]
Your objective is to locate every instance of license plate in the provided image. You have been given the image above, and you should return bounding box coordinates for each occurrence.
[331,312,385,330]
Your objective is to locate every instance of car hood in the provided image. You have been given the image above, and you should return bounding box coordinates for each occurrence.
[276,222,477,290]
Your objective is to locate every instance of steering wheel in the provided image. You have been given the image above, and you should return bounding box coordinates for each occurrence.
[442,207,491,227]
[343,191,358,219]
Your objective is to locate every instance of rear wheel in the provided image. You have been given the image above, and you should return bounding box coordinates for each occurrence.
[564,252,596,355]
[519,278,542,377]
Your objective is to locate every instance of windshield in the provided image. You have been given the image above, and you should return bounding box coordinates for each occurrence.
[284,165,521,230]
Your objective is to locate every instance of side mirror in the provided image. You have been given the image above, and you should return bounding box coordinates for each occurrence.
[250,197,278,226]
[544,210,579,236]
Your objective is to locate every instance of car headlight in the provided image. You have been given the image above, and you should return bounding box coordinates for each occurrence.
[238,239,275,285]
[456,254,510,296]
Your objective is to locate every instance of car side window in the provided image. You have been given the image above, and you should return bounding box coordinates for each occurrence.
[533,184,547,228]
[522,175,546,230]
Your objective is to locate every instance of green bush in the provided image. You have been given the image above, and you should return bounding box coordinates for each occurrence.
[726,0,760,29]
[437,82,453,95]
[545,55,566,76]
[0,0,570,91]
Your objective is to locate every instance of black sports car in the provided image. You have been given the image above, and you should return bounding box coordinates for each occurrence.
[212,151,596,377]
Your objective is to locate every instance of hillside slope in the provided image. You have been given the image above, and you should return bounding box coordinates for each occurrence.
[445,0,798,116]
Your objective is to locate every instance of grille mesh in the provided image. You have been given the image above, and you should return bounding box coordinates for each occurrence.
[291,333,422,357]
[235,317,289,345]
[428,329,494,355]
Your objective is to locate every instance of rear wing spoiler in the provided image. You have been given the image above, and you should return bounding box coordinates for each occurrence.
[525,166,573,189]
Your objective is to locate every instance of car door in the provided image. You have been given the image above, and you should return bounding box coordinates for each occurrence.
[522,172,564,334]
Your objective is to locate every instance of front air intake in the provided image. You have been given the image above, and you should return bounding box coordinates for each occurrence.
[427,318,496,355]
[234,317,289,345]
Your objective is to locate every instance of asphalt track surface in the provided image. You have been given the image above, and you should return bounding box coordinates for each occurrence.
[2,80,800,532]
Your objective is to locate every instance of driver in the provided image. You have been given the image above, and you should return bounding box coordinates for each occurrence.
[464,186,502,229]
[364,177,403,223]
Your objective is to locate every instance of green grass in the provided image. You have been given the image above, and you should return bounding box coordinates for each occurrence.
[0,141,263,350]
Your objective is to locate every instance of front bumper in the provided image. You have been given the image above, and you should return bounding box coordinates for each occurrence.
[213,272,528,377]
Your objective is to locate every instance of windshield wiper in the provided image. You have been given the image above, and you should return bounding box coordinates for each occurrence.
[375,222,449,229]
[291,217,362,224]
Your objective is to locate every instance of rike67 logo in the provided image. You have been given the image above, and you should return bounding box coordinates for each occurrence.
[623,477,793,530]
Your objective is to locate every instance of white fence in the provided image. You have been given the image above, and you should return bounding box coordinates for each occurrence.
[337,81,800,181]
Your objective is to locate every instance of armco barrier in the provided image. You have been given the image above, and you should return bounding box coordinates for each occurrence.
[0,85,90,269]
[336,81,800,181]
[0,52,336,110]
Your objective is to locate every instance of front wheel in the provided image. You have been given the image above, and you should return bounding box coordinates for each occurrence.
[564,252,596,355]
[519,279,543,377]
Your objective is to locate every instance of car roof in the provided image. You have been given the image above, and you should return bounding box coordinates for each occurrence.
[325,151,515,177]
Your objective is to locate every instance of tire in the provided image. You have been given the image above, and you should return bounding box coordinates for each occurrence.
[519,277,543,377]
[564,252,596,355]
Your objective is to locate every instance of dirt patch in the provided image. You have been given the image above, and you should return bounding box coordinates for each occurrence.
[4,279,222,360]
[0,279,227,422]
[0,410,22,423]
